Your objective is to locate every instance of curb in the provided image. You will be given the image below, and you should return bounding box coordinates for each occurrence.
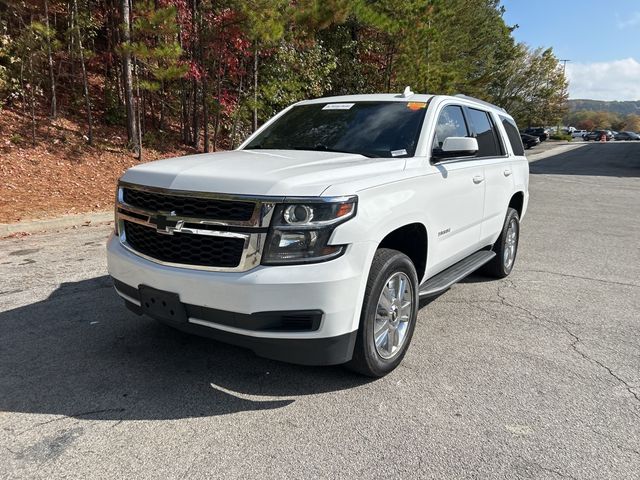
[526,142,586,162]
[0,211,113,236]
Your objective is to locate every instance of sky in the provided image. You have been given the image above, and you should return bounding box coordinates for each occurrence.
[500,0,640,101]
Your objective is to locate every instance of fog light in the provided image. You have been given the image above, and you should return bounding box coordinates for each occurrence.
[278,231,318,248]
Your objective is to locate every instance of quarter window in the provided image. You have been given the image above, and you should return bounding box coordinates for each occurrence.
[467,108,503,157]
[433,105,469,152]
[500,115,525,156]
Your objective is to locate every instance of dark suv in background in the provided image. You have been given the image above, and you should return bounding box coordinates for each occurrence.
[583,130,614,141]
[614,131,640,141]
[522,127,549,141]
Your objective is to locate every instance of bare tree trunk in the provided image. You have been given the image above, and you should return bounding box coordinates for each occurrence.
[121,0,138,154]
[141,88,146,137]
[159,84,166,130]
[384,42,395,92]
[252,45,258,132]
[212,55,223,151]
[135,60,143,161]
[230,71,244,150]
[181,79,189,144]
[200,42,209,151]
[192,79,200,148]
[19,61,26,117]
[203,78,209,152]
[44,0,57,118]
[72,0,93,145]
[68,1,76,93]
[28,53,37,145]
[190,0,199,148]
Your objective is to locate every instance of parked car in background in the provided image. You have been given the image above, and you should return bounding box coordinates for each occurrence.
[571,129,587,138]
[522,127,548,141]
[614,131,640,141]
[520,133,540,149]
[583,130,614,141]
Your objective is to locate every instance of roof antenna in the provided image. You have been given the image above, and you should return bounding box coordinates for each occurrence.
[402,86,413,98]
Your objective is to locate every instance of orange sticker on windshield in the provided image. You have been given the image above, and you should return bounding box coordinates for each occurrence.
[407,102,426,110]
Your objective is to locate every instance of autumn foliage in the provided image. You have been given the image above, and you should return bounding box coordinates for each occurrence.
[0,1,570,222]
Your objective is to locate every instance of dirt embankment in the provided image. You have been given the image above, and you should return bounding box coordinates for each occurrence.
[0,108,197,223]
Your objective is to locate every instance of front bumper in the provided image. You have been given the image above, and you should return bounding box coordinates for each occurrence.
[106,234,374,365]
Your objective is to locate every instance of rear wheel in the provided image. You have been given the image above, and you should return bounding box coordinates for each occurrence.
[482,207,520,278]
[347,248,419,377]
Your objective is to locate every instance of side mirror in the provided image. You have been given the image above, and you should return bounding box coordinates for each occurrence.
[432,137,478,162]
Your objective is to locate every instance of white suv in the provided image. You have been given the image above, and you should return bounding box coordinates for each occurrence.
[107,91,529,376]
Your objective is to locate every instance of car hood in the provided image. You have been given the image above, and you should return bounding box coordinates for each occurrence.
[120,149,405,197]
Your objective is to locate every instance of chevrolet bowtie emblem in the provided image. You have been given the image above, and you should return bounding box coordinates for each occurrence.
[155,215,184,235]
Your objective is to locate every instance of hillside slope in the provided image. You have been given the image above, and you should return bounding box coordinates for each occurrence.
[568,99,640,115]
[0,107,196,224]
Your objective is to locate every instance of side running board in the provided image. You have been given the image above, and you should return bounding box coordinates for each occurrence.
[419,250,496,298]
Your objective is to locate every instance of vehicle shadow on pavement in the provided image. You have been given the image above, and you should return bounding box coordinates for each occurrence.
[0,276,372,421]
[529,143,640,177]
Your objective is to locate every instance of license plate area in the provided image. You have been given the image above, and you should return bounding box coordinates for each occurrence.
[138,285,188,324]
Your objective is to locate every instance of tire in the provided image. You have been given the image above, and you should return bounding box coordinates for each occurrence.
[346,248,419,377]
[482,207,520,279]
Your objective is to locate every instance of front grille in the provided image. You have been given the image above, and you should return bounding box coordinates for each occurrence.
[124,221,245,268]
[123,188,255,221]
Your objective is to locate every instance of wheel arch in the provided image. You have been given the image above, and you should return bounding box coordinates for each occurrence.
[508,191,525,218]
[377,223,428,283]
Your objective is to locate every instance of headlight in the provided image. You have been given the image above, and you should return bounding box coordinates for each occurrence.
[262,197,357,264]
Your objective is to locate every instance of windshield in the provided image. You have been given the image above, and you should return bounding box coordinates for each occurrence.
[244,101,429,158]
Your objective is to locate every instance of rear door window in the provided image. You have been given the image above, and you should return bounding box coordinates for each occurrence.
[467,108,503,157]
[499,115,525,156]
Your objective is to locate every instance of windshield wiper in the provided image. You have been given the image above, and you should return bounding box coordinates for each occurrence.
[246,144,379,158]
[291,145,378,158]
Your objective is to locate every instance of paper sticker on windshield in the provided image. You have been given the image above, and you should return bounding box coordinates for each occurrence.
[391,149,408,157]
[407,102,426,110]
[322,103,355,110]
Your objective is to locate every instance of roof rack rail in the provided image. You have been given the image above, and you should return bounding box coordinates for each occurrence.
[454,94,506,112]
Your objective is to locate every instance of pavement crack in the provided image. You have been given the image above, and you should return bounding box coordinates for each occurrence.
[521,269,639,288]
[0,289,24,295]
[4,445,19,456]
[587,426,640,457]
[497,283,640,408]
[530,462,578,479]
[495,283,562,335]
[570,337,640,405]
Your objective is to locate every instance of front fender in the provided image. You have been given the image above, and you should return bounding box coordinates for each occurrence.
[330,178,433,253]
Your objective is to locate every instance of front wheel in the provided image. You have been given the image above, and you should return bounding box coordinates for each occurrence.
[483,207,520,278]
[347,248,419,377]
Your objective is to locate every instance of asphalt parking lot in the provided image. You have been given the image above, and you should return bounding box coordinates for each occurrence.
[1,142,639,479]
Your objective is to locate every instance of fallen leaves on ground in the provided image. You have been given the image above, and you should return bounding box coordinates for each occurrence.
[0,107,198,223]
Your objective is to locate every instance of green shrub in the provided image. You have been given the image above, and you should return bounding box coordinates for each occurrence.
[104,87,125,126]
[550,133,572,141]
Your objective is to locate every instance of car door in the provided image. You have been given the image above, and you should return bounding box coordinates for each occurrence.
[425,104,486,275]
[465,108,515,244]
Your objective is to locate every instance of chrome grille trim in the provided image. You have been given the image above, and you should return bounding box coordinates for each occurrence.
[116,182,278,272]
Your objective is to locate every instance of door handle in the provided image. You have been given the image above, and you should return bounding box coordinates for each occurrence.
[503,169,512,177]
[473,175,484,184]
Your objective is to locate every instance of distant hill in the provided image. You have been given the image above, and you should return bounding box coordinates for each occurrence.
[568,99,640,115]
